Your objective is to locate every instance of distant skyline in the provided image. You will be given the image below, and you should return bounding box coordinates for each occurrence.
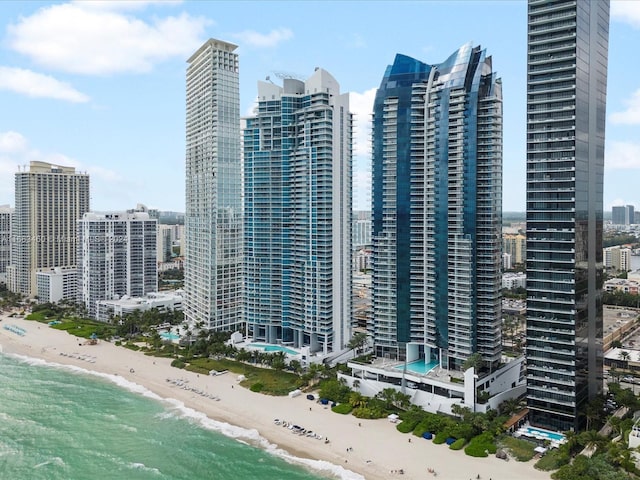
[1,1,640,212]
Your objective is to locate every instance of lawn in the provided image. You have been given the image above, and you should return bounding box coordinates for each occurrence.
[187,357,303,396]
[535,448,568,471]
[25,315,116,340]
[499,435,536,461]
[50,320,116,339]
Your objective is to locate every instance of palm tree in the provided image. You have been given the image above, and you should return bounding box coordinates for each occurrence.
[236,348,251,363]
[348,332,368,355]
[562,430,580,456]
[349,391,367,408]
[608,415,622,437]
[583,403,601,431]
[619,350,631,369]
[578,430,605,456]
[289,360,302,374]
[610,366,621,385]
[498,397,521,416]
[462,353,483,372]
[451,403,472,419]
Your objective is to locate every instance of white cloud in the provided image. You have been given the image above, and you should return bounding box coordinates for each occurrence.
[610,89,640,124]
[233,28,293,48]
[611,0,640,28]
[0,131,28,153]
[0,66,89,102]
[85,165,123,182]
[609,198,628,208]
[606,140,640,169]
[7,3,209,75]
[0,131,123,205]
[72,0,183,11]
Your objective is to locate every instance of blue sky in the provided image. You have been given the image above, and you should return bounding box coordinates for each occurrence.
[0,0,639,213]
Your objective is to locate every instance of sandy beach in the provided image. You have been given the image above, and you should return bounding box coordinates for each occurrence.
[0,315,551,480]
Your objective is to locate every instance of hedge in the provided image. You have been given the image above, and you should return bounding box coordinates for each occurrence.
[464,432,497,457]
[433,431,448,445]
[396,421,415,434]
[171,359,186,369]
[449,438,466,450]
[332,403,353,415]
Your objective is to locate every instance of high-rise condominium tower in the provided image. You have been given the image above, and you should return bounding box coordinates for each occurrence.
[0,205,13,284]
[371,44,503,371]
[243,69,353,353]
[526,0,609,431]
[78,210,157,318]
[8,161,89,296]
[184,39,243,331]
[612,205,634,225]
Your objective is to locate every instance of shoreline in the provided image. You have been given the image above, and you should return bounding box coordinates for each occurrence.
[0,316,551,480]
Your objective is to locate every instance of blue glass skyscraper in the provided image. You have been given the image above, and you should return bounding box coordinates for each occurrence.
[243,69,353,354]
[371,44,503,371]
[526,0,609,432]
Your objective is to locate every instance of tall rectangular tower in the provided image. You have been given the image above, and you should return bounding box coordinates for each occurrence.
[243,70,353,353]
[612,205,634,225]
[526,0,609,431]
[0,205,13,284]
[371,44,503,371]
[78,210,157,318]
[8,161,89,296]
[184,39,243,331]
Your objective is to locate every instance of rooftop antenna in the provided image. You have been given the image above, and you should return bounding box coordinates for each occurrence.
[272,70,306,82]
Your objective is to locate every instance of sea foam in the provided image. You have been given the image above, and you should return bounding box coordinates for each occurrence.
[6,351,364,480]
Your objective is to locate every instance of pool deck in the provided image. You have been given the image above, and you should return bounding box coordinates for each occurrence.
[237,342,302,356]
[368,357,464,381]
[513,423,567,447]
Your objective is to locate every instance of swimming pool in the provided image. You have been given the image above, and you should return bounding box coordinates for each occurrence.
[160,332,180,341]
[525,426,566,442]
[394,359,439,375]
[248,343,299,355]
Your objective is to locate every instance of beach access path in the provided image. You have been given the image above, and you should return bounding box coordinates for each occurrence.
[0,315,552,480]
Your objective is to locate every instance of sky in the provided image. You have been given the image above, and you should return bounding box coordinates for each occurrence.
[0,0,639,214]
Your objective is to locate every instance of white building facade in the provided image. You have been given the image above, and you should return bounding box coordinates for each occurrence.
[502,272,526,290]
[0,205,12,284]
[78,210,157,318]
[35,266,77,304]
[8,161,89,296]
[184,39,243,332]
[603,246,631,272]
[243,69,353,354]
[95,291,183,323]
[157,224,173,263]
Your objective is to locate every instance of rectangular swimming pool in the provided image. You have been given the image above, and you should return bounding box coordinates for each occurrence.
[248,343,299,355]
[394,359,439,375]
[160,332,180,341]
[525,426,565,442]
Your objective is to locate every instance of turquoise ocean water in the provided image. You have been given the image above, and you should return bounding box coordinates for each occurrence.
[0,351,353,480]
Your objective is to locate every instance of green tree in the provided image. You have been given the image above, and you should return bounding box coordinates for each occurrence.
[347,332,368,354]
[498,397,521,416]
[462,353,483,372]
[349,391,367,408]
[619,350,631,370]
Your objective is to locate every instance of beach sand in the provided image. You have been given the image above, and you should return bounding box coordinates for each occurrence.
[0,315,551,480]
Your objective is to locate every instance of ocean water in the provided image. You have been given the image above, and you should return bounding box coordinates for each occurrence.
[0,352,353,480]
